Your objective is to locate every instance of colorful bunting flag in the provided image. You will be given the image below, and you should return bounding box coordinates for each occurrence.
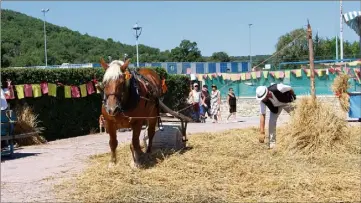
[263,71,268,78]
[5,85,15,99]
[64,86,71,98]
[186,68,191,74]
[278,71,285,78]
[32,84,42,98]
[295,69,302,77]
[285,70,290,79]
[71,86,80,98]
[86,82,95,95]
[241,73,246,80]
[251,72,257,79]
[24,84,33,97]
[197,74,204,81]
[256,71,261,78]
[245,73,251,80]
[15,85,25,99]
[41,82,48,94]
[203,74,208,79]
[48,83,57,97]
[79,84,87,97]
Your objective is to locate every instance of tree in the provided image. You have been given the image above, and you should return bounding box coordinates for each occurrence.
[273,28,308,67]
[169,40,202,62]
[210,52,230,62]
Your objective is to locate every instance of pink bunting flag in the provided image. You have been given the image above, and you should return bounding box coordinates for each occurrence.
[186,68,191,74]
[256,71,261,78]
[41,82,48,94]
[217,72,222,77]
[5,85,15,100]
[328,67,335,74]
[86,82,95,95]
[270,72,275,77]
[71,86,81,98]
[203,74,208,79]
[279,71,285,78]
[245,73,251,80]
[291,70,297,75]
[335,67,342,72]
[24,84,33,97]
[212,73,217,78]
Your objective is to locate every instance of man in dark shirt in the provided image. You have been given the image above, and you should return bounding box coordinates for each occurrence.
[200,85,211,121]
[256,83,296,149]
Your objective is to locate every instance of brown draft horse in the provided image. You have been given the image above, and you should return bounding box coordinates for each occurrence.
[100,58,166,168]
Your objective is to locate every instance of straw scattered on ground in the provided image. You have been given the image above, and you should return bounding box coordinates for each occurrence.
[278,97,353,155]
[332,74,350,112]
[13,105,46,146]
[55,125,361,202]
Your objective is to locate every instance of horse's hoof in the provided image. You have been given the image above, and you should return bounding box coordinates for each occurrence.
[108,162,116,168]
[130,161,141,169]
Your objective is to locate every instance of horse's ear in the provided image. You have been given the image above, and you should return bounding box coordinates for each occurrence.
[100,58,109,70]
[120,59,130,72]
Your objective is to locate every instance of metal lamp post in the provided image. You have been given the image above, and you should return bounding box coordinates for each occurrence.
[248,23,253,71]
[41,8,50,67]
[133,23,142,67]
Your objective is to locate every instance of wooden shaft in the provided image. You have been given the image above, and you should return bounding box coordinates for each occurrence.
[307,21,316,99]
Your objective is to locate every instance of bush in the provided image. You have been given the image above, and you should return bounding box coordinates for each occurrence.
[1,67,190,141]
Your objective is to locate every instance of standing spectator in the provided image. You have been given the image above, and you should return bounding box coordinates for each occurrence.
[226,88,237,122]
[200,85,211,122]
[210,84,221,123]
[188,83,201,122]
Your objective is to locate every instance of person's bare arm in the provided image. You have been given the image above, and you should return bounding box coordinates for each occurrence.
[217,91,221,105]
[260,114,266,134]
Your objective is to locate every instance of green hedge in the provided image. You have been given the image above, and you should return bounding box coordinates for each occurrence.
[1,67,190,141]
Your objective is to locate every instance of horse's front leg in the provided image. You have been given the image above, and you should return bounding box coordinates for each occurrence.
[130,120,143,168]
[146,118,157,153]
[107,124,118,168]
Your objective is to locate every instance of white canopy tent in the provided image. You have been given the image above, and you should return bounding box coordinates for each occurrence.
[343,11,361,36]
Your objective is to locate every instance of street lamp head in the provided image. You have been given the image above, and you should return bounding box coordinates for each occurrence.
[41,8,50,13]
[248,23,253,27]
[133,23,141,31]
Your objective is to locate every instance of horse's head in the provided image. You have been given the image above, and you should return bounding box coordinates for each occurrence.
[101,58,131,116]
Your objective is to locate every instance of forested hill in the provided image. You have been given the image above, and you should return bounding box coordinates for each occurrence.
[1,9,169,67]
[1,9,273,68]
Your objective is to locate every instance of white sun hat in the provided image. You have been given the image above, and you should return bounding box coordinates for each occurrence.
[256,86,268,101]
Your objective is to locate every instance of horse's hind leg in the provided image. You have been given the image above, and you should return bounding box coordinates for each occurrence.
[108,125,118,167]
[130,120,143,168]
[146,118,157,153]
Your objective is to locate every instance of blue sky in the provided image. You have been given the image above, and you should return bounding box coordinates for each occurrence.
[2,1,360,56]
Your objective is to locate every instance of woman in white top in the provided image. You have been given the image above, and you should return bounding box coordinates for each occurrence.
[1,88,9,110]
[210,84,221,123]
[188,83,201,122]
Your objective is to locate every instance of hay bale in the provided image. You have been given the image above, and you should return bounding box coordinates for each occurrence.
[279,97,350,154]
[332,74,350,112]
[13,104,46,146]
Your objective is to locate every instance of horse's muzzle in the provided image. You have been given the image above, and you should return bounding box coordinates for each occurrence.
[106,104,121,116]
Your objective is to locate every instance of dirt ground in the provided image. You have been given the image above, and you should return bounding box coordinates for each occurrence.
[0,115,312,202]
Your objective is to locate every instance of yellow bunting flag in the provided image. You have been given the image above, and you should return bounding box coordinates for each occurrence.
[285,70,290,78]
[48,83,57,97]
[32,84,42,98]
[295,69,302,77]
[251,72,257,79]
[241,73,246,80]
[307,70,311,77]
[317,69,323,77]
[64,86,71,98]
[230,74,238,81]
[79,84,87,97]
[274,72,280,79]
[15,85,25,99]
[198,74,204,81]
[263,71,268,78]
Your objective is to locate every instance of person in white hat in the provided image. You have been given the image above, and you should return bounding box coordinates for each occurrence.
[256,83,296,149]
[188,83,201,122]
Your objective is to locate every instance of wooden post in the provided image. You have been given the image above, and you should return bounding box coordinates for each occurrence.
[307,20,316,100]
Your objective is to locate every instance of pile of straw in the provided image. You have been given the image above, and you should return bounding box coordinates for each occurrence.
[56,126,361,202]
[278,97,351,154]
[331,74,350,112]
[13,105,46,146]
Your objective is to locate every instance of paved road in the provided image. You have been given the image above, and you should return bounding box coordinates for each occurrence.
[1,116,290,202]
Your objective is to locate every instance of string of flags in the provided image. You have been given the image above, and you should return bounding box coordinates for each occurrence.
[4,79,102,100]
[190,67,361,83]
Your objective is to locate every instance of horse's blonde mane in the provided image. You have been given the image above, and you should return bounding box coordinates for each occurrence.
[102,60,124,83]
